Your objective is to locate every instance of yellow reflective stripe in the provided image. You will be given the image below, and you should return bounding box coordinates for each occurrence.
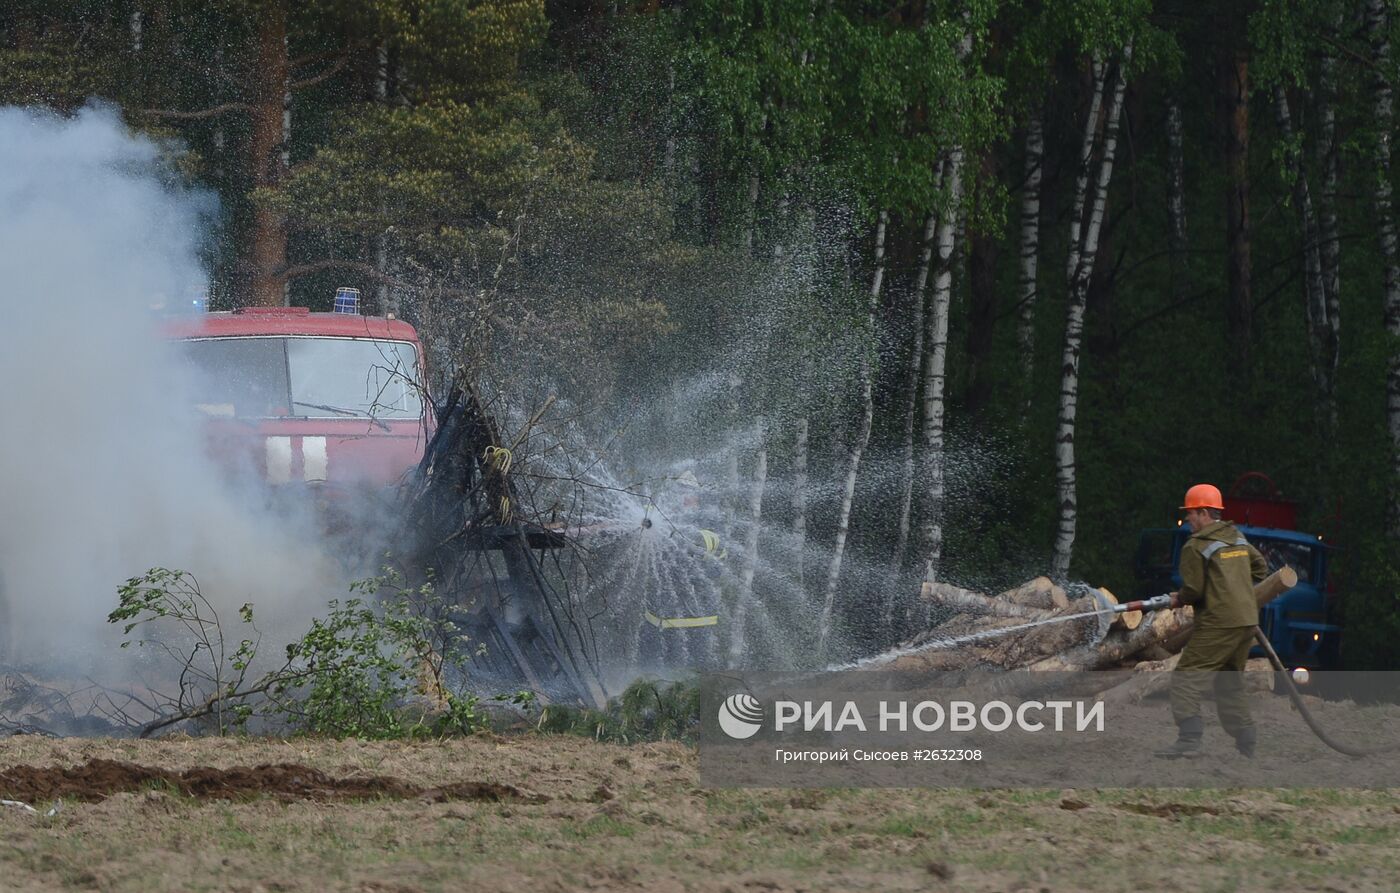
[1218,549,1250,560]
[643,610,719,629]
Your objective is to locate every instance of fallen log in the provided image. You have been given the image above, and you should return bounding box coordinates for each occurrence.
[880,591,1111,673]
[920,581,1052,620]
[1021,604,1194,672]
[886,566,1301,677]
[996,577,1070,611]
[1255,566,1298,606]
[1094,586,1141,631]
[1098,653,1180,705]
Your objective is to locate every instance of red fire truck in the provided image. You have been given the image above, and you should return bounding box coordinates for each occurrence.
[164,300,430,499]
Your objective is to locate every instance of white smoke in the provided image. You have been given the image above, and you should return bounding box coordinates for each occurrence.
[0,105,341,673]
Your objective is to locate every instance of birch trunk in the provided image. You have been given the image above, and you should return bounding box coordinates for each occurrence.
[1065,58,1107,286]
[730,419,767,662]
[1274,86,1333,427]
[1166,96,1188,299]
[1366,0,1400,536]
[920,147,966,585]
[818,210,887,655]
[1052,49,1130,579]
[721,374,742,546]
[892,209,938,582]
[249,0,289,307]
[792,417,808,589]
[1016,112,1044,403]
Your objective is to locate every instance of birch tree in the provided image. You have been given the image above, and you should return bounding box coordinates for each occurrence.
[1254,0,1346,434]
[791,417,809,589]
[1016,112,1045,402]
[1365,0,1400,536]
[1052,47,1131,579]
[818,211,887,655]
[892,207,939,583]
[914,13,992,588]
[1166,95,1189,301]
[730,417,767,662]
[919,147,966,585]
[1274,86,1338,429]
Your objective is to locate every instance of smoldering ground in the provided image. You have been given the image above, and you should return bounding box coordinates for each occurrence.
[0,106,345,679]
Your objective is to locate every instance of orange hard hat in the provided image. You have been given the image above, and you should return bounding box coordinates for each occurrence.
[1180,483,1225,511]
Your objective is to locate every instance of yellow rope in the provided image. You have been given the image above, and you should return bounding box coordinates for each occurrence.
[483,445,513,474]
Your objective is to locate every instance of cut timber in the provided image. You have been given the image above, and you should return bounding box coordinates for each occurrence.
[997,577,1070,611]
[1255,566,1298,606]
[993,595,1108,667]
[1026,606,1195,672]
[883,592,1108,673]
[1244,656,1277,693]
[1097,586,1141,631]
[885,565,1303,677]
[1099,653,1181,704]
[921,581,1051,619]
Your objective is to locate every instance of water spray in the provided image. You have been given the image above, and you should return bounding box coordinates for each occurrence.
[856,593,1180,665]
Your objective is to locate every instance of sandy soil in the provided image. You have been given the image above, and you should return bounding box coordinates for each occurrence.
[0,731,1396,893]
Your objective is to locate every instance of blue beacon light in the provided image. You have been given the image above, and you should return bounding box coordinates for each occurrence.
[333,286,361,315]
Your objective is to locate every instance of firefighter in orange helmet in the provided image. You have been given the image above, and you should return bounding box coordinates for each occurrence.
[1154,483,1269,759]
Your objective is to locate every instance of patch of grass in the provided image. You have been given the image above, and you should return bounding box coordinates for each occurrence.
[137,778,196,802]
[1274,788,1364,807]
[535,677,700,743]
[215,808,263,851]
[1328,824,1397,845]
[562,815,636,840]
[874,816,929,837]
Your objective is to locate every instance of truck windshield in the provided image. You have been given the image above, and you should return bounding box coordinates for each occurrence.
[1252,538,1314,583]
[178,337,423,420]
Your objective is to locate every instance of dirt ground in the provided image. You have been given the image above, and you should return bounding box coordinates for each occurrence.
[0,732,1396,893]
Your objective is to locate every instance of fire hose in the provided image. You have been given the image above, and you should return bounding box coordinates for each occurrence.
[1118,594,1400,758]
[1248,627,1400,757]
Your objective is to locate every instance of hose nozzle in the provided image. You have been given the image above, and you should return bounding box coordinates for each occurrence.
[1114,594,1175,614]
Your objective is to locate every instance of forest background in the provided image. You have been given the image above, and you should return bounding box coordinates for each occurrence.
[4,0,1399,669]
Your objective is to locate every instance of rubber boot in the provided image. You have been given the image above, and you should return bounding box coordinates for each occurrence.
[1154,716,1204,759]
[1233,726,1257,759]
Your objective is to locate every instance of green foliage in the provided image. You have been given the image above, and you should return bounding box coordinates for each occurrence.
[1344,543,1400,670]
[17,0,1400,668]
[111,568,261,734]
[1250,0,1347,89]
[535,677,700,743]
[281,568,487,738]
[110,567,490,739]
[273,92,591,243]
[384,0,548,92]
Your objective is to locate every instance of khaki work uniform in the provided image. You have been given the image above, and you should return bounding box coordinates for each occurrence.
[1170,520,1269,736]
